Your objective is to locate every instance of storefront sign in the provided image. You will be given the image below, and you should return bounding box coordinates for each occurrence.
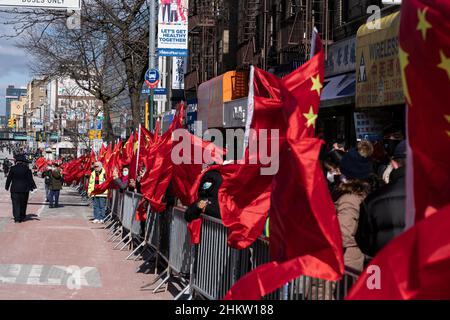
[223,98,247,128]
[354,111,392,141]
[157,0,188,57]
[356,12,404,108]
[325,37,356,77]
[172,56,186,90]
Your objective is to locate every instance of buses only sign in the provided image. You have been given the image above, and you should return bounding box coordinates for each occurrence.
[0,0,81,9]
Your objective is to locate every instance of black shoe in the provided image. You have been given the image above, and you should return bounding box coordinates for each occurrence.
[45,199,49,203]
[55,204,64,208]
[14,220,21,224]
[49,205,54,208]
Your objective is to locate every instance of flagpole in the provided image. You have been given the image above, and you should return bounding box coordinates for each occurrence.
[135,124,142,177]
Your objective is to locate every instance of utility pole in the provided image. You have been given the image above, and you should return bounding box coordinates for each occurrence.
[148,0,157,132]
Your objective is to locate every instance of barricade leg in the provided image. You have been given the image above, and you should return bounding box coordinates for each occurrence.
[118,234,133,251]
[103,217,117,231]
[113,232,131,250]
[111,229,124,243]
[174,284,190,300]
[108,227,121,242]
[126,241,145,260]
[141,267,168,290]
[152,267,171,293]
[135,250,157,273]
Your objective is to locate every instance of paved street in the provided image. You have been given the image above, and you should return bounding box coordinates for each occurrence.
[0,169,174,300]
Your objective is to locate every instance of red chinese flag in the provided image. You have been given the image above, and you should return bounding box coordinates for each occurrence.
[121,133,135,167]
[105,140,122,177]
[345,0,450,300]
[346,204,450,300]
[139,104,185,212]
[91,176,115,196]
[171,129,226,207]
[98,143,108,163]
[400,0,450,224]
[225,31,344,300]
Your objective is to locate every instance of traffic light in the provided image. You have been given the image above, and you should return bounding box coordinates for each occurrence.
[7,118,13,128]
[13,119,16,129]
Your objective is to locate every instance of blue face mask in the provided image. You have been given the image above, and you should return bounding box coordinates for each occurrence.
[202,182,213,190]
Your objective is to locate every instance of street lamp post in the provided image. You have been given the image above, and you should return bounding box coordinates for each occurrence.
[148,0,157,132]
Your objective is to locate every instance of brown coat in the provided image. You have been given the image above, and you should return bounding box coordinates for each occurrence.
[335,193,365,272]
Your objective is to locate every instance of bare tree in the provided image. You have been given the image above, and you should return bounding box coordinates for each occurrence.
[1,0,151,135]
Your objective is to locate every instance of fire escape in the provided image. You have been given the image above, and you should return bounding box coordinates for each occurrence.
[281,0,330,65]
[186,0,217,93]
[238,0,262,67]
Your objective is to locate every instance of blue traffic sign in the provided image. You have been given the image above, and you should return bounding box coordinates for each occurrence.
[142,87,167,95]
[145,69,160,88]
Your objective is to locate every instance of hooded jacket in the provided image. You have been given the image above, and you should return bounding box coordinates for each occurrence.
[184,170,222,222]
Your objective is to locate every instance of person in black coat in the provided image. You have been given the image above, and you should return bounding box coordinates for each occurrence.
[356,141,407,258]
[5,154,37,223]
[184,169,222,222]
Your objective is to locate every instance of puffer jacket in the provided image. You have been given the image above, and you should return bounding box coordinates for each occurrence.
[335,193,365,272]
[356,166,406,257]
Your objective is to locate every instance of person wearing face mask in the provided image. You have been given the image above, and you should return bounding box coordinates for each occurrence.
[379,125,405,184]
[184,168,223,222]
[323,149,345,201]
[112,166,130,192]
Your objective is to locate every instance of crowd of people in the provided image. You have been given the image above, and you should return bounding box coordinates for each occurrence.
[2,129,407,274]
[321,131,406,271]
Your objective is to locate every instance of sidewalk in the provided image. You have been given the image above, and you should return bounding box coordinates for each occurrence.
[0,176,174,300]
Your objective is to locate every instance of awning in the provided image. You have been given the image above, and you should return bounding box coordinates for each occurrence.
[320,73,356,108]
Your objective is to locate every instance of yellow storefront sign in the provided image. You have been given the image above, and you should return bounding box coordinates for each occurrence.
[356,12,404,108]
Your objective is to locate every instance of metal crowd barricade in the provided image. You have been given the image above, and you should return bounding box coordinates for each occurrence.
[107,190,125,242]
[190,215,245,300]
[244,237,283,300]
[287,266,360,300]
[126,203,152,261]
[104,189,118,228]
[113,191,139,250]
[151,206,192,297]
[141,207,173,291]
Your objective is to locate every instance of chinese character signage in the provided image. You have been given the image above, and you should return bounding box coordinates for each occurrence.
[158,0,188,56]
[325,37,356,77]
[172,56,186,89]
[354,111,392,141]
[356,12,404,108]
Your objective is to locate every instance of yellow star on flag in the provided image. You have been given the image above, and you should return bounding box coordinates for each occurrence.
[399,46,412,105]
[445,115,450,138]
[303,106,318,128]
[134,141,139,153]
[310,75,323,96]
[438,50,450,80]
[417,7,432,41]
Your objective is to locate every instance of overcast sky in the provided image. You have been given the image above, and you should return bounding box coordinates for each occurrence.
[0,13,32,116]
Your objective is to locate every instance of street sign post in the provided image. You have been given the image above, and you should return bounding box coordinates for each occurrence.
[145,68,160,131]
[0,0,81,9]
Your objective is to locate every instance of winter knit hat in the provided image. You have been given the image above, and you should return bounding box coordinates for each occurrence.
[339,148,373,180]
